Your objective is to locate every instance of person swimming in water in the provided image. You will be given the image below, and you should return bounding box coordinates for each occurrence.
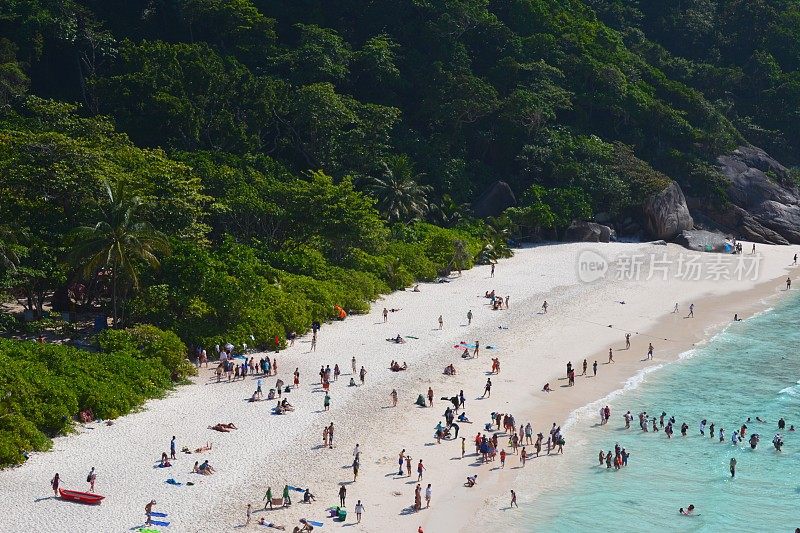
[679,504,696,515]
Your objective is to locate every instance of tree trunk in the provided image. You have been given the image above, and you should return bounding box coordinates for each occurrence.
[111,265,118,327]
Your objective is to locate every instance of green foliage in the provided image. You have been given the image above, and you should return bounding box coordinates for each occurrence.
[97,324,195,380]
[0,336,175,467]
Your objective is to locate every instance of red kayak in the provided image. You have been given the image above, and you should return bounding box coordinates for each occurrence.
[59,489,105,504]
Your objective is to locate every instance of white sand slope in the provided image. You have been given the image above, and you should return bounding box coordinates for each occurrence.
[0,242,796,533]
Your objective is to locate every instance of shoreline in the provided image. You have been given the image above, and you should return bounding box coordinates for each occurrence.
[440,272,789,532]
[0,241,797,533]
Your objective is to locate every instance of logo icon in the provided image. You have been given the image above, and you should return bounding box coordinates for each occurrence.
[577,250,608,283]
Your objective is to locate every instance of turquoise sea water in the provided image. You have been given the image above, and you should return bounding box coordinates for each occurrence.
[532,295,800,532]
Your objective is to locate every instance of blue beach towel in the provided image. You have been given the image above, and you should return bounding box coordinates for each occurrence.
[150,512,168,518]
[150,520,170,527]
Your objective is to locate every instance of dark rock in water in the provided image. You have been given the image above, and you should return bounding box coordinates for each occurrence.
[715,146,800,244]
[472,181,516,218]
[564,221,614,243]
[673,229,732,253]
[643,181,694,240]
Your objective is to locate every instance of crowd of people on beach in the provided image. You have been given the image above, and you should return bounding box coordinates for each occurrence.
[47,254,798,531]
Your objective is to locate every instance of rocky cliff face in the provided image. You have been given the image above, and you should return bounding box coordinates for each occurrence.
[707,146,800,244]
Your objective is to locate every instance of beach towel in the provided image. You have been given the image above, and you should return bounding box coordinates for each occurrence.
[405,335,419,339]
[150,520,170,527]
[287,486,305,492]
[165,478,182,486]
[308,520,324,527]
[150,512,168,518]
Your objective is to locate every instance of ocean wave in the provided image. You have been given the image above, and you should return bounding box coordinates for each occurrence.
[563,363,665,431]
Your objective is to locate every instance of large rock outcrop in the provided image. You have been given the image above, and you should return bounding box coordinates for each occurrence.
[712,146,800,244]
[472,181,516,218]
[673,229,732,253]
[643,181,694,240]
[563,221,615,243]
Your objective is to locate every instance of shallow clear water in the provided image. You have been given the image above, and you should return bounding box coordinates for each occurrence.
[531,295,800,532]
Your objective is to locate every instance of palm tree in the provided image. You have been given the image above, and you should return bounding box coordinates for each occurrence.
[362,156,432,223]
[451,239,471,275]
[68,181,170,327]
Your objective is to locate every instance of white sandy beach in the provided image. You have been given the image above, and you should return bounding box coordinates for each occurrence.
[1,241,797,533]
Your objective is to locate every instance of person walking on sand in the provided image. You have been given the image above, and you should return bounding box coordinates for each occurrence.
[406,454,413,477]
[482,378,492,398]
[246,503,252,525]
[438,315,443,329]
[491,263,495,278]
[581,359,587,376]
[339,485,346,507]
[359,366,367,385]
[417,459,425,481]
[510,489,518,508]
[87,467,96,492]
[625,333,631,349]
[425,484,432,508]
[794,254,798,265]
[324,393,331,411]
[145,500,156,525]
[467,310,473,325]
[263,486,273,510]
[461,437,466,458]
[355,500,365,523]
[351,356,357,375]
[398,450,405,476]
[687,303,694,318]
[310,331,317,352]
[473,340,480,358]
[647,343,654,360]
[328,422,334,448]
[50,473,60,497]
[383,308,388,322]
[593,360,598,376]
[608,348,614,364]
[730,457,736,478]
[170,436,176,460]
[427,387,434,407]
[391,388,398,407]
[787,277,792,290]
[542,301,548,313]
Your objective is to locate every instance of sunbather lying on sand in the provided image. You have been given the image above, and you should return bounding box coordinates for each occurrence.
[208,423,238,432]
[192,442,213,453]
[258,518,286,530]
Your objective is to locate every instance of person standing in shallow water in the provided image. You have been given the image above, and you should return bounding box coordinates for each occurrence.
[730,457,736,478]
